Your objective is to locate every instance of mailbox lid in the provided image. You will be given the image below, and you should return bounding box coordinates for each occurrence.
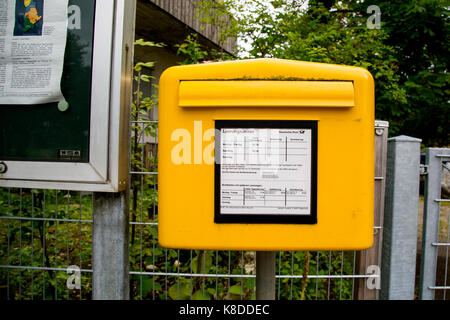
[179,80,355,107]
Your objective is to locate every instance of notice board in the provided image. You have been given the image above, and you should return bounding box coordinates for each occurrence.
[0,0,135,192]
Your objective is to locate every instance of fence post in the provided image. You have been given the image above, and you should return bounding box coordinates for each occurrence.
[380,135,421,300]
[256,251,276,300]
[354,120,389,300]
[92,191,130,300]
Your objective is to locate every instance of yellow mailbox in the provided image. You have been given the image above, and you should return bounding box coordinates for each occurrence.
[158,58,374,251]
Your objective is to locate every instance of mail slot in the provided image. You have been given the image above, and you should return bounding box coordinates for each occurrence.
[158,58,374,251]
[179,81,355,107]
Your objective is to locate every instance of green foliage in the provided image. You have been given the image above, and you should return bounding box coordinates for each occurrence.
[129,249,356,300]
[0,188,93,300]
[276,251,354,300]
[196,0,449,146]
[175,34,209,65]
[175,33,235,64]
[368,0,449,146]
[128,39,160,300]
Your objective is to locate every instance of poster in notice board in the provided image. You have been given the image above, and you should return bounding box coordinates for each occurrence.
[0,0,95,162]
[0,0,68,105]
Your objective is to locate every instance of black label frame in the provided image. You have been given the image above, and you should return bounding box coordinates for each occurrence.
[214,120,318,224]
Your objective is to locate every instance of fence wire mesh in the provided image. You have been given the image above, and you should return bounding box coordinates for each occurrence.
[419,149,450,300]
[434,167,450,300]
[0,119,387,300]
[0,189,93,300]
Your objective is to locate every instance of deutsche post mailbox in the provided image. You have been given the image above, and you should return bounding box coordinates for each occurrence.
[158,59,374,251]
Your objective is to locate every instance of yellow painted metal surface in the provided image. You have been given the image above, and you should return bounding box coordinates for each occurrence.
[158,58,374,251]
[179,81,355,107]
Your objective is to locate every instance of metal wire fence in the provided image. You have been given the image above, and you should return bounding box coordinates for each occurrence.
[0,189,93,300]
[419,148,450,300]
[0,120,387,300]
[433,165,450,300]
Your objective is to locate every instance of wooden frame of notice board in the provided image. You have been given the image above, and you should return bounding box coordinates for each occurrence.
[0,0,136,192]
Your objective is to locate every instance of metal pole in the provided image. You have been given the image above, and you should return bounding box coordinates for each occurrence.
[380,135,421,300]
[256,251,276,300]
[92,191,130,300]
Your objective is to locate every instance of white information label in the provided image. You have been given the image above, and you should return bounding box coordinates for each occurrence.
[220,128,312,216]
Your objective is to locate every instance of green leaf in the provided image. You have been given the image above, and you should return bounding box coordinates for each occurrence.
[134,38,165,48]
[229,284,242,295]
[141,277,154,296]
[191,250,213,274]
[245,278,255,291]
[134,62,155,71]
[192,290,211,300]
[169,282,192,300]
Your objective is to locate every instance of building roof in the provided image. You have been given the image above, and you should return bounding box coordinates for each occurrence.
[136,0,236,55]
